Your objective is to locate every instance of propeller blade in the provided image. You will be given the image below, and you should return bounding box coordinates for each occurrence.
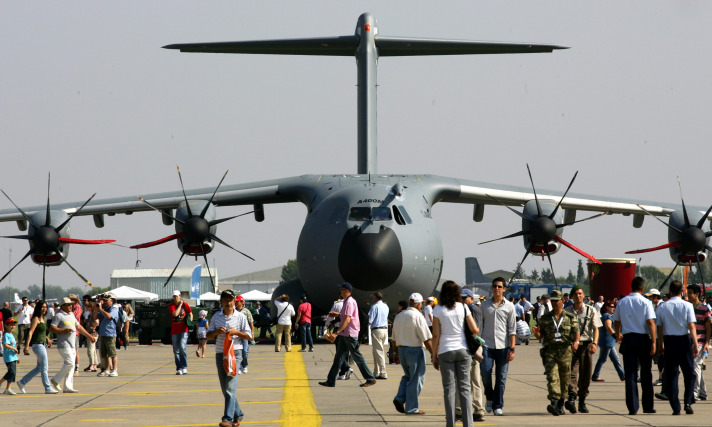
[209,233,255,261]
[659,262,680,291]
[200,170,229,218]
[478,230,527,245]
[200,246,215,290]
[58,238,117,245]
[636,204,682,234]
[0,235,31,240]
[0,249,33,283]
[176,164,193,218]
[625,240,681,255]
[509,244,534,285]
[550,171,578,220]
[1,190,34,226]
[544,244,558,289]
[45,173,51,227]
[485,194,530,221]
[553,235,601,264]
[526,163,542,217]
[135,196,185,225]
[208,211,255,227]
[706,244,712,253]
[697,204,712,229]
[130,233,183,250]
[55,193,96,232]
[163,252,186,287]
[696,259,705,285]
[556,211,608,228]
[57,251,93,287]
[677,174,691,228]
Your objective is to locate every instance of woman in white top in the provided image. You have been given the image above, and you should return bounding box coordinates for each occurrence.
[432,281,479,427]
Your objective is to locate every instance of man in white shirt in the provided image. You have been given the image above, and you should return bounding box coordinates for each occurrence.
[49,297,95,393]
[391,292,432,415]
[593,296,605,313]
[423,297,435,332]
[15,297,33,347]
[480,277,516,416]
[273,295,295,352]
[655,280,698,415]
[368,291,390,380]
[613,276,657,415]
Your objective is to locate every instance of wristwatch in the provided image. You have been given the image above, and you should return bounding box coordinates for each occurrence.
[574,341,580,345]
[592,342,598,346]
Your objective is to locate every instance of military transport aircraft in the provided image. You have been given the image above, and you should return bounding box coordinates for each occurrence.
[0,13,709,312]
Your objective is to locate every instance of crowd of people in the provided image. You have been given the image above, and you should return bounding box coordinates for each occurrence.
[2,277,711,426]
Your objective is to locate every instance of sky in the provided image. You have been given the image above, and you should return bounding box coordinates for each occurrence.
[1,1,711,291]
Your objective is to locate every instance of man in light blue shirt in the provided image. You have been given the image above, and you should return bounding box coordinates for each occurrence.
[613,277,657,415]
[655,280,698,415]
[368,291,390,380]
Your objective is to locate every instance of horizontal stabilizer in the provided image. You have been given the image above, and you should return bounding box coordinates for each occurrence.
[375,37,567,56]
[163,36,360,56]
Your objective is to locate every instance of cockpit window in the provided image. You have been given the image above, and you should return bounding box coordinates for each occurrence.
[398,206,412,224]
[348,207,372,221]
[372,207,392,221]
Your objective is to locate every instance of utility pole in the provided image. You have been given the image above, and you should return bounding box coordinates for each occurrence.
[8,248,12,287]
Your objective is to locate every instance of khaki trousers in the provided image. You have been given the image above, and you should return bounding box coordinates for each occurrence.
[275,324,292,351]
[371,328,388,378]
[456,347,485,417]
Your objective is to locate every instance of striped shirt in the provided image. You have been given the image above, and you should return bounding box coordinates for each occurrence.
[694,302,711,345]
[208,310,252,353]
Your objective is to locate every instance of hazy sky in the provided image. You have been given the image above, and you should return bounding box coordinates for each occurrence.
[1,2,711,292]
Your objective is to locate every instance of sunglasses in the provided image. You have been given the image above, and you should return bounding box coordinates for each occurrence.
[492,285,505,289]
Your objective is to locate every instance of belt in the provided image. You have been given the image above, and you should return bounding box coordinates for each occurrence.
[371,326,388,330]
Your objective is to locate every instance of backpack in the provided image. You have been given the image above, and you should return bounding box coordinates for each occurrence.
[115,306,127,332]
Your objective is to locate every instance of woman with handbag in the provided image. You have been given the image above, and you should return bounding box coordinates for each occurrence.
[432,281,479,427]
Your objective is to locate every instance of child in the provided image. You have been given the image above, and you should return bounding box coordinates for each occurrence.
[196,310,209,358]
[1,318,19,395]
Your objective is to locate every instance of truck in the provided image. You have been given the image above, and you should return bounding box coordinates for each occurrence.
[134,299,218,345]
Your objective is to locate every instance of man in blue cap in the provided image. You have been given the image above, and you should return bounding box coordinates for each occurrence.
[319,283,377,388]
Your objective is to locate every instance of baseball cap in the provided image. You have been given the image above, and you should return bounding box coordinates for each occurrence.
[426,296,436,302]
[172,290,181,297]
[102,293,115,300]
[338,282,353,292]
[4,317,16,325]
[221,290,236,299]
[235,295,245,302]
[460,288,474,298]
[541,294,550,300]
[409,293,424,303]
[550,290,563,301]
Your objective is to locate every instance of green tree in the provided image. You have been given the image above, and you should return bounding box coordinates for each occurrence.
[566,270,576,283]
[576,259,585,284]
[281,259,299,283]
[512,263,526,280]
[640,265,666,288]
[529,269,539,284]
[541,268,554,284]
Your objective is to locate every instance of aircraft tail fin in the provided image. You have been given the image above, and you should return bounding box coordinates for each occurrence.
[163,36,360,56]
[375,37,567,57]
[14,292,22,304]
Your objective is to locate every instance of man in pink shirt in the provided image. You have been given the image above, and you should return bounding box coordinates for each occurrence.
[69,294,83,373]
[319,283,377,388]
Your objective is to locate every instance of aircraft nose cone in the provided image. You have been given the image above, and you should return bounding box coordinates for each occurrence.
[33,226,59,253]
[680,227,707,254]
[338,226,403,291]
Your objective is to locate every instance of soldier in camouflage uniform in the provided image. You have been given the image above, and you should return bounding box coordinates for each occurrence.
[532,290,580,416]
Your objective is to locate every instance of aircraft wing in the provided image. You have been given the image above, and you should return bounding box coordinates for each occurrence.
[0,175,320,225]
[421,174,695,220]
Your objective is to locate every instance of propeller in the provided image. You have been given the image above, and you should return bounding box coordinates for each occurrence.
[479,164,605,288]
[0,173,116,299]
[130,165,255,288]
[626,175,712,287]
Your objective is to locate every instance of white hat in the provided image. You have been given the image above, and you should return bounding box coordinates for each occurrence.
[409,293,424,304]
[61,297,72,305]
[173,290,181,297]
[426,296,435,302]
[646,288,661,296]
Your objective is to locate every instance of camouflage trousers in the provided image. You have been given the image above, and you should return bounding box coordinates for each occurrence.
[542,345,573,400]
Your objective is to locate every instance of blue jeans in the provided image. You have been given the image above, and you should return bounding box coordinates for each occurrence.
[240,339,249,369]
[172,332,188,370]
[395,347,427,413]
[20,344,52,391]
[592,345,625,380]
[480,347,509,410]
[326,336,375,384]
[300,323,313,350]
[216,352,244,423]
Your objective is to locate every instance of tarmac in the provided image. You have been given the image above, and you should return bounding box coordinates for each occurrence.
[1,339,711,426]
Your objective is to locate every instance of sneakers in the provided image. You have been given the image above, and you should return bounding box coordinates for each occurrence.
[3,389,16,395]
[51,379,60,390]
[309,348,313,352]
[107,370,118,377]
[242,367,247,374]
[63,388,78,393]
[176,370,182,376]
[182,368,188,375]
[653,379,663,386]
[493,408,503,416]
[16,381,26,394]
[298,349,307,352]
[45,388,59,394]
[344,368,353,380]
[485,400,492,413]
[238,369,243,375]
[97,371,109,377]
[336,374,346,380]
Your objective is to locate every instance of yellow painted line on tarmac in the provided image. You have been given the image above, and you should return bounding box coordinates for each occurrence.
[81,419,128,422]
[0,387,283,399]
[280,351,321,427]
[0,400,281,414]
[142,421,280,427]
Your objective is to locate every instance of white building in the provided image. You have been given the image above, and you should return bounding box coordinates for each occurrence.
[110,267,218,300]
[219,266,281,295]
